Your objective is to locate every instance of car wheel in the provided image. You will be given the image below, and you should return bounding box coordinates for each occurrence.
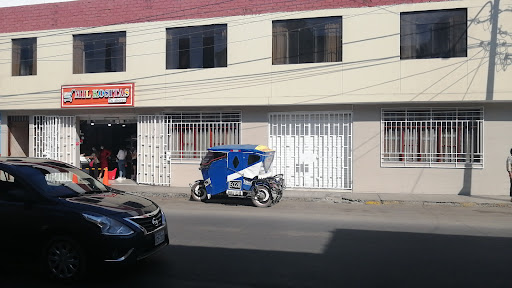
[251,185,272,208]
[190,182,207,202]
[43,236,86,281]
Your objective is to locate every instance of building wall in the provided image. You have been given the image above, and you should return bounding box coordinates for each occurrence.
[0,0,443,33]
[353,103,512,195]
[0,0,510,111]
[170,102,512,195]
[1,0,512,194]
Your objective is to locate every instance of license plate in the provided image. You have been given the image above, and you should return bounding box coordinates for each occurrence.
[229,180,241,190]
[154,229,165,246]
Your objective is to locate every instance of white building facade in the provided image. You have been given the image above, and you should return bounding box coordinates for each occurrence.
[0,0,511,195]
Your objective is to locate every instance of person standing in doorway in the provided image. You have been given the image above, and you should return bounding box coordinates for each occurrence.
[117,147,127,180]
[507,148,512,202]
[98,145,111,180]
[87,147,99,179]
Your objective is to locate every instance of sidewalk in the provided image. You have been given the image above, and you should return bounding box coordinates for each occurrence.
[110,180,512,208]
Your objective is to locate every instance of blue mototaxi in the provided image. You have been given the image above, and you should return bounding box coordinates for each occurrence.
[190,144,285,207]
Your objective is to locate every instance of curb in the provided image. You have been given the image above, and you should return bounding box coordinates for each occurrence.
[126,191,512,208]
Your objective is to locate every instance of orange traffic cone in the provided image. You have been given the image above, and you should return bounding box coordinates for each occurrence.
[102,168,110,186]
[72,174,78,184]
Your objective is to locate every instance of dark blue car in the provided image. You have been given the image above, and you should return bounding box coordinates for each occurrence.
[0,157,169,280]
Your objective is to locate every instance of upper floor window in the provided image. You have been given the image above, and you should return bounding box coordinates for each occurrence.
[166,24,227,69]
[401,8,467,59]
[12,38,37,76]
[272,17,342,65]
[73,32,126,74]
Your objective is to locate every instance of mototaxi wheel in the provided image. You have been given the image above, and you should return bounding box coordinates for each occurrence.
[251,185,272,208]
[190,182,208,202]
[43,236,86,281]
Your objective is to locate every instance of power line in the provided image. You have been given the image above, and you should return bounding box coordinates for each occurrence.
[0,1,506,107]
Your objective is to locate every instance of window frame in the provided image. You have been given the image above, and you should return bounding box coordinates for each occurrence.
[381,107,484,168]
[12,38,37,76]
[73,31,126,74]
[400,8,467,60]
[166,24,228,69]
[167,111,241,162]
[272,16,342,65]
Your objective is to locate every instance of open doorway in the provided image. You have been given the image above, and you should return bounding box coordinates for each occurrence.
[8,116,29,157]
[79,119,137,180]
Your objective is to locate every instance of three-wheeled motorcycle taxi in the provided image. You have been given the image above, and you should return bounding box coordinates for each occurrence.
[190,145,285,207]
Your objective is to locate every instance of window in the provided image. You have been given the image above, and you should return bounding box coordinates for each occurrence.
[273,17,342,65]
[168,112,241,160]
[200,152,227,168]
[166,24,227,69]
[381,108,483,168]
[12,38,36,76]
[248,155,260,166]
[73,32,126,73]
[0,171,26,202]
[401,8,467,59]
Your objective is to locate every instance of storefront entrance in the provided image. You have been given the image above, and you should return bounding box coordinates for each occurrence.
[78,115,172,186]
[79,118,137,180]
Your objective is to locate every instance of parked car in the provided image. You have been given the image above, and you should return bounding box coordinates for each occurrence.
[0,157,169,281]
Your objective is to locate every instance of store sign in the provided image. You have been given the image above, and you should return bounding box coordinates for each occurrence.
[61,83,134,108]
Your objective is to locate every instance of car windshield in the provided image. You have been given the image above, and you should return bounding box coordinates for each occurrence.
[43,168,109,196]
[0,160,110,198]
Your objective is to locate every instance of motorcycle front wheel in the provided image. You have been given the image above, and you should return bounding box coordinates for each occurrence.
[190,182,207,202]
[251,185,272,208]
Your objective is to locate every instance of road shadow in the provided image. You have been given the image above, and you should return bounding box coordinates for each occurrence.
[194,195,256,207]
[3,228,511,288]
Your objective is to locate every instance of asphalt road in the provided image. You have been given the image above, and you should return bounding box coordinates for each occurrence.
[4,198,512,288]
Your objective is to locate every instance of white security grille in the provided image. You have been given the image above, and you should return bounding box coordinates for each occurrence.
[33,116,77,166]
[137,115,172,185]
[167,112,241,160]
[269,112,352,189]
[381,108,484,168]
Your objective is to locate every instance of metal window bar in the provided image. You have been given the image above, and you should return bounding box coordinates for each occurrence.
[381,108,483,168]
[167,112,241,161]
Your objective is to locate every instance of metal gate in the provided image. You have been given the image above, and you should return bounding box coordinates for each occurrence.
[269,112,352,189]
[137,115,172,185]
[33,116,77,166]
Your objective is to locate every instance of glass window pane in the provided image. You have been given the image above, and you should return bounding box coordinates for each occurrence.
[272,17,342,65]
[179,38,191,69]
[166,24,227,69]
[73,32,126,74]
[12,38,36,76]
[400,8,467,59]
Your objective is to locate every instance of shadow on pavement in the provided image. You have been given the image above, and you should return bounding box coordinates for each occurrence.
[3,229,511,288]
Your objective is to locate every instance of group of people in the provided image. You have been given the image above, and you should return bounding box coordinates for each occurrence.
[81,145,137,181]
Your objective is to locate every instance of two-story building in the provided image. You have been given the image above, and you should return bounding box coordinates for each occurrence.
[0,0,511,195]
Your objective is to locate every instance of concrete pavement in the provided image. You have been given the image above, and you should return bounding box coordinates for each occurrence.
[110,179,512,208]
